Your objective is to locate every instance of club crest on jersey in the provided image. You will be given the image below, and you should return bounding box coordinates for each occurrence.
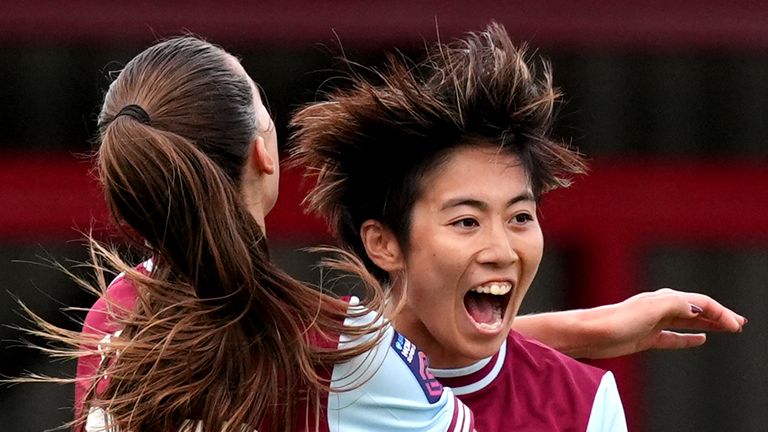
[392,331,444,403]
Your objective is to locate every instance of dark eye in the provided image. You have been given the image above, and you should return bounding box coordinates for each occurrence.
[452,218,479,229]
[513,213,534,224]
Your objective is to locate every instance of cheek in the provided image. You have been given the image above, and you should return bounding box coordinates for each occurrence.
[510,234,544,313]
[405,244,461,304]
[405,214,472,302]
[406,247,442,291]
[521,229,544,281]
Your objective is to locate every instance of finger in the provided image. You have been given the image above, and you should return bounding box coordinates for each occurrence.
[651,331,707,350]
[654,289,746,331]
[664,316,739,332]
[683,294,746,331]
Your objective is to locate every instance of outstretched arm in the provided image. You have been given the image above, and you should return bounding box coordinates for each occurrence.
[513,288,747,359]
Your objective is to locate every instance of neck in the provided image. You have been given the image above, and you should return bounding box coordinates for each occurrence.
[385,283,481,369]
[248,206,267,232]
[240,181,268,233]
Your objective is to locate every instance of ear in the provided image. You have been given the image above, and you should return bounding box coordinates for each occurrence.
[250,135,275,175]
[360,220,404,273]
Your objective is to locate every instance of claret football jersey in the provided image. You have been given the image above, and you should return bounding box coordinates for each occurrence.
[430,331,627,432]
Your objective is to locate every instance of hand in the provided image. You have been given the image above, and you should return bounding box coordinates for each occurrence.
[576,288,747,359]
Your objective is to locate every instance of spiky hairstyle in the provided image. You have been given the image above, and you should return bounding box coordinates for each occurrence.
[291,22,586,283]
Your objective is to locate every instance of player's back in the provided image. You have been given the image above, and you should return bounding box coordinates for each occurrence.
[75,260,474,432]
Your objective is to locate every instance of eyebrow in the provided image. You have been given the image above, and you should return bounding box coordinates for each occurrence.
[439,192,535,212]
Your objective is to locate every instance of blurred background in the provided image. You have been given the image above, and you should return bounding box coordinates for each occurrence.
[1,1,767,431]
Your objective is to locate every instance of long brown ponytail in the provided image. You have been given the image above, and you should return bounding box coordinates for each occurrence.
[69,36,387,432]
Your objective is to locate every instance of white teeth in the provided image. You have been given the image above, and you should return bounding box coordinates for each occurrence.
[470,282,511,296]
[477,321,503,331]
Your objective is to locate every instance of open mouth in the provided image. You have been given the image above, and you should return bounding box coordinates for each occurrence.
[463,282,513,331]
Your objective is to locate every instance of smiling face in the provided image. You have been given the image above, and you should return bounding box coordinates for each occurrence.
[391,144,544,368]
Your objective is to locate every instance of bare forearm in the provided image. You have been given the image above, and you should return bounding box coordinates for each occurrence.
[513,310,597,358]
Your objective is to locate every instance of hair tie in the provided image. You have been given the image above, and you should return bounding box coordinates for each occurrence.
[115,104,151,125]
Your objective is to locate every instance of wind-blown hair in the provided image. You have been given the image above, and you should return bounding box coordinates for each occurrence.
[291,22,587,283]
[20,36,386,432]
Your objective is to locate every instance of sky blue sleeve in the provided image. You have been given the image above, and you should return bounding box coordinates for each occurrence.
[585,372,628,432]
[327,299,472,432]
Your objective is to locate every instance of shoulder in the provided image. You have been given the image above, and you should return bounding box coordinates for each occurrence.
[81,260,149,337]
[326,305,474,431]
[75,260,150,422]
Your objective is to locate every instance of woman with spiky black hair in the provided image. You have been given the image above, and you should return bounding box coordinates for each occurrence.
[292,22,746,431]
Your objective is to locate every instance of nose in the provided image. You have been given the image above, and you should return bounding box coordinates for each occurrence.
[476,220,518,267]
